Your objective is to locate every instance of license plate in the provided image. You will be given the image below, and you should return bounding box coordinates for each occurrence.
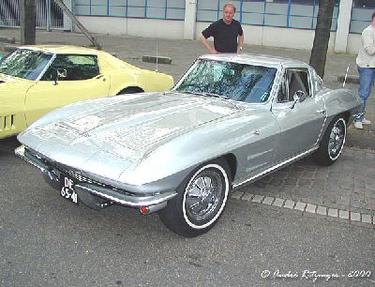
[60,176,79,204]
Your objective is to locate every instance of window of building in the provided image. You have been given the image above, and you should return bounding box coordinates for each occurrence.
[74,0,185,20]
[196,0,339,31]
[350,0,374,34]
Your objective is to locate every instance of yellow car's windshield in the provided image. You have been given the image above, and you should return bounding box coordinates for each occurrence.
[0,49,52,80]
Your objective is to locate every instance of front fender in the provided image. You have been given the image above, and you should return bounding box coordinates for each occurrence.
[119,110,278,186]
[109,69,144,96]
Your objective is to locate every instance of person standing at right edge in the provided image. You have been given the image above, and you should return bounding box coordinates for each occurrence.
[200,2,244,54]
[354,12,375,130]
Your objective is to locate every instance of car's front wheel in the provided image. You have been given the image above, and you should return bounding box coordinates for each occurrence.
[159,160,231,237]
[315,116,347,166]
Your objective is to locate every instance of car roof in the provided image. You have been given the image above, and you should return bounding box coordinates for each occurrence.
[200,53,310,69]
[19,45,102,55]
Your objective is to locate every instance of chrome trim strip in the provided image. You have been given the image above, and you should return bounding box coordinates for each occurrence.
[75,184,177,208]
[246,149,273,160]
[36,53,56,82]
[315,102,328,146]
[315,114,327,146]
[245,161,269,173]
[15,145,48,173]
[233,146,319,188]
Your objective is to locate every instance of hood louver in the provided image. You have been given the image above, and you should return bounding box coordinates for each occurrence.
[0,114,15,131]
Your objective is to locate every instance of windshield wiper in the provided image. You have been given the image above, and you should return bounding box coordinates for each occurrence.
[178,90,197,95]
[177,90,230,100]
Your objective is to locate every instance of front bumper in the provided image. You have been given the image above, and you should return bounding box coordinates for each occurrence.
[15,145,177,212]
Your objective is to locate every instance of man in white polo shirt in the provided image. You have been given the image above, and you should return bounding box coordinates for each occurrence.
[354,12,375,129]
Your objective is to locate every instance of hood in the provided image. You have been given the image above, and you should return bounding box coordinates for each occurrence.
[19,92,243,177]
[0,74,34,111]
[0,73,34,90]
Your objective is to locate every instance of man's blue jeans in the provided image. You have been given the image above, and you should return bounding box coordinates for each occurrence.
[355,66,375,122]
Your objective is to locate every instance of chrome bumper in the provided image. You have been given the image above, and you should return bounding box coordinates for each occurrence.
[15,145,177,211]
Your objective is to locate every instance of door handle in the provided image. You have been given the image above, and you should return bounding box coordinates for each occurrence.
[95,74,104,79]
[95,74,106,81]
[316,109,326,115]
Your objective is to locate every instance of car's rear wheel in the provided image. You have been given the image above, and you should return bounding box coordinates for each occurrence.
[315,116,346,166]
[159,160,231,237]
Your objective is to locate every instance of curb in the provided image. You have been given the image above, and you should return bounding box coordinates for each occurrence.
[0,36,15,44]
[142,55,172,65]
[231,192,374,226]
[337,75,359,84]
[0,45,17,53]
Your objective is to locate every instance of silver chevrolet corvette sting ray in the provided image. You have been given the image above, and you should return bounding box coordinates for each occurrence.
[16,54,360,237]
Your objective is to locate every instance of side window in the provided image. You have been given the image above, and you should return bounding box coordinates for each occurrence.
[41,54,99,81]
[277,77,288,103]
[312,69,323,93]
[287,69,310,100]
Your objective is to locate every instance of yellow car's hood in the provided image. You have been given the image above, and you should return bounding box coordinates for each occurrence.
[0,73,34,87]
[0,73,34,111]
[0,72,16,82]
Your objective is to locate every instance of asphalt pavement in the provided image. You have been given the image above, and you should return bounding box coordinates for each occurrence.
[0,29,374,287]
[1,138,374,287]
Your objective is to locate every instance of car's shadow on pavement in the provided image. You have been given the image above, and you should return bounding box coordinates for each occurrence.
[0,136,20,155]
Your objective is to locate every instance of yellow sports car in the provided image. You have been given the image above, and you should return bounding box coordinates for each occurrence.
[0,45,174,139]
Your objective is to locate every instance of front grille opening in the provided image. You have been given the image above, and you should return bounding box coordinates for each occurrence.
[10,114,14,127]
[25,147,135,197]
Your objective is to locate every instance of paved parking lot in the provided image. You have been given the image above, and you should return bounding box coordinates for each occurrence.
[1,137,374,287]
[237,148,375,216]
[0,29,374,286]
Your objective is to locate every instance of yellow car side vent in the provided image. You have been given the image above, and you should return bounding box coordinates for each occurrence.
[0,114,15,131]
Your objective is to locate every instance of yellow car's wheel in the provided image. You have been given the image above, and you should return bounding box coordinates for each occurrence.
[117,87,143,95]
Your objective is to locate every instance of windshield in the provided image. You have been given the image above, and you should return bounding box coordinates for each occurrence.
[0,49,52,80]
[175,59,277,103]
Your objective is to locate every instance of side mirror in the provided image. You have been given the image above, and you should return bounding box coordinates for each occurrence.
[52,68,67,85]
[291,90,307,109]
[57,68,67,79]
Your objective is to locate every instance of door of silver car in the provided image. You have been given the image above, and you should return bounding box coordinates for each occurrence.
[271,68,326,162]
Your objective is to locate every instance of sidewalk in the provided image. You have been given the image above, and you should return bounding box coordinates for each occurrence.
[235,147,375,217]
[1,29,374,147]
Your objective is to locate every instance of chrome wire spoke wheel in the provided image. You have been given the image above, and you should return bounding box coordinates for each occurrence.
[159,160,231,237]
[328,118,346,161]
[185,174,222,221]
[182,163,230,230]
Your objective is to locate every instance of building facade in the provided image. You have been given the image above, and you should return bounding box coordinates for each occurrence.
[1,0,374,53]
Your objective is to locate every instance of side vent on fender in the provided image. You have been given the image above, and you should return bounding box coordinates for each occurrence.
[0,114,15,131]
